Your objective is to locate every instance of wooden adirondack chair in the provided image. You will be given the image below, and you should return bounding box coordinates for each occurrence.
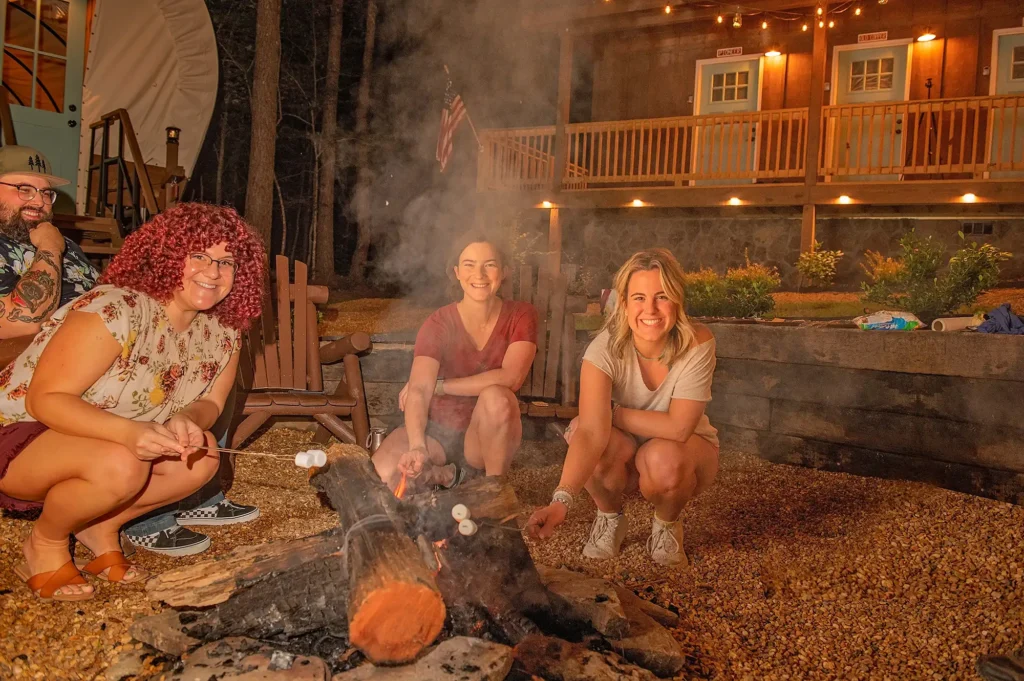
[503,264,580,419]
[229,255,372,449]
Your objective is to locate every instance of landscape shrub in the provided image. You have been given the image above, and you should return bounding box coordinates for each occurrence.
[683,268,729,317]
[683,256,781,319]
[796,241,845,288]
[860,231,1011,322]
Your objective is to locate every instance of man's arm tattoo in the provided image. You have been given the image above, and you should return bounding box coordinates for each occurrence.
[7,248,62,324]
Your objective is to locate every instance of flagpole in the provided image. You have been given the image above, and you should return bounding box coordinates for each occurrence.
[444,64,484,151]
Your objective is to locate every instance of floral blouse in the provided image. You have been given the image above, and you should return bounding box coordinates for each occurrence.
[0,285,240,426]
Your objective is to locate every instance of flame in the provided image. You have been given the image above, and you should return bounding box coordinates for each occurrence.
[431,539,448,575]
[394,472,407,499]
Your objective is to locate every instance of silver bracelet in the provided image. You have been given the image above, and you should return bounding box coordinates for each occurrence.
[552,488,574,509]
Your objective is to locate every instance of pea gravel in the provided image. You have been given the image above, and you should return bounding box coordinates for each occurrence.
[1,429,1021,680]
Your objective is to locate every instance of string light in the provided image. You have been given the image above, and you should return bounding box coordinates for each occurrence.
[816,6,824,15]
[664,4,671,13]
[854,5,862,15]
[717,13,724,23]
[818,19,825,27]
[732,12,742,27]
[761,19,768,29]
[802,23,808,31]
[828,18,835,28]
[705,1,893,32]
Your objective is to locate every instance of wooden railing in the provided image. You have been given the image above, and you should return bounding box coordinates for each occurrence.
[821,95,1024,177]
[478,109,807,190]
[85,109,160,233]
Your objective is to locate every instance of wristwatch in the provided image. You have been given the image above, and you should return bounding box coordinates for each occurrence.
[434,379,445,396]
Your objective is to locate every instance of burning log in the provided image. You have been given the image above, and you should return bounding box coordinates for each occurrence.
[309,445,446,664]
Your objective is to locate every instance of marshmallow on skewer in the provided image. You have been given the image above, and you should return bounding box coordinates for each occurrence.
[458,519,478,536]
[293,449,328,469]
[451,503,471,522]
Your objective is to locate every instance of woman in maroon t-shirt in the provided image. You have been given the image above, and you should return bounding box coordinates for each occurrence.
[372,234,538,492]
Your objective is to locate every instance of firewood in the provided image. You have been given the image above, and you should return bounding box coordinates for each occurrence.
[310,444,445,664]
[146,528,344,607]
[399,475,521,539]
[535,565,630,639]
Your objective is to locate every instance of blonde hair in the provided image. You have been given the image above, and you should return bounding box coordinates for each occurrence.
[603,248,696,365]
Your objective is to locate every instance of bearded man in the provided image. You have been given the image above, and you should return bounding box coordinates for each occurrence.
[0,145,97,339]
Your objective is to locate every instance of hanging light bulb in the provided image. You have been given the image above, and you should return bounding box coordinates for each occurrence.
[664,4,671,13]
[802,22,809,30]
[816,6,824,15]
[818,19,825,27]
[717,13,724,23]
[828,18,835,28]
[761,19,768,29]
[733,12,742,28]
[854,5,862,15]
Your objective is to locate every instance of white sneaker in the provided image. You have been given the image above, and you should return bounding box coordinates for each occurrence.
[647,516,688,567]
[582,511,628,560]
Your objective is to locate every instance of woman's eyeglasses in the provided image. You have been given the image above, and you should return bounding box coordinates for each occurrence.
[0,182,58,205]
[188,252,237,273]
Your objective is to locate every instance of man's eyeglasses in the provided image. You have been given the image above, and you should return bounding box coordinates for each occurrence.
[0,182,58,205]
[188,252,237,273]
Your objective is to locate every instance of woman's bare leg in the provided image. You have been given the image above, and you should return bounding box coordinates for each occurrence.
[635,436,719,521]
[371,427,448,492]
[463,386,522,476]
[0,431,152,596]
[582,426,639,514]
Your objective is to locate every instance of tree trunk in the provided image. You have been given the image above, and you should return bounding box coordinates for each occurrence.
[244,0,282,249]
[313,0,343,283]
[347,0,378,282]
[215,107,227,205]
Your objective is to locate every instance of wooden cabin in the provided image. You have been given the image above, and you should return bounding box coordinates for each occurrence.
[476,0,1024,285]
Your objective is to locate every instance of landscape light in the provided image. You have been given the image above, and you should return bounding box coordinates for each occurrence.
[838,195,852,204]
[962,193,977,203]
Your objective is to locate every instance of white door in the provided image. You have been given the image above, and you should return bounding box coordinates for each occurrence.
[0,0,86,208]
[693,57,761,184]
[989,30,1024,176]
[827,42,911,180]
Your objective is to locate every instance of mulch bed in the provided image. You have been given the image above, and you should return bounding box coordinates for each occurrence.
[2,429,1022,679]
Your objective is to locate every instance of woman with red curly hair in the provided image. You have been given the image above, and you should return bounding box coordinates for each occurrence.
[0,203,265,601]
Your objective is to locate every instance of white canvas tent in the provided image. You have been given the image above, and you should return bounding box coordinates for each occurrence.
[74,0,218,209]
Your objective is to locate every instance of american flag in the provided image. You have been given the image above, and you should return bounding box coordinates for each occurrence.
[436,76,467,173]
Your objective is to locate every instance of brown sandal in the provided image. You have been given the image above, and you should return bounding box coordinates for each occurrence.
[76,551,148,583]
[14,560,94,602]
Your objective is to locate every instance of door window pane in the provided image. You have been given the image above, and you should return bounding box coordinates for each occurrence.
[850,58,894,92]
[711,88,723,102]
[712,73,724,87]
[725,72,736,86]
[738,71,748,85]
[724,88,735,101]
[1013,46,1024,81]
[2,0,68,112]
[709,69,750,104]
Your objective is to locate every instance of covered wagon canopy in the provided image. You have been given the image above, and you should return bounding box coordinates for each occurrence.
[75,0,218,209]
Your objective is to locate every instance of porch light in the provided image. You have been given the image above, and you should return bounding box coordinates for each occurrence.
[766,49,782,57]
[838,195,852,204]
[166,126,181,143]
[631,199,644,207]
[728,197,742,206]
[917,30,936,42]
[541,201,553,208]
[962,193,977,203]
[732,13,742,28]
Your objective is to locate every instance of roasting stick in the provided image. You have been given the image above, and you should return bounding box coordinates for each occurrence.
[193,444,292,460]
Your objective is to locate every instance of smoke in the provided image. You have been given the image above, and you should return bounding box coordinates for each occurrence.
[362,0,561,301]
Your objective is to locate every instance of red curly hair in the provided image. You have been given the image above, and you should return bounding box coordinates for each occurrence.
[101,203,266,330]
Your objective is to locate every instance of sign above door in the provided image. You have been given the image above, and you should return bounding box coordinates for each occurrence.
[858,31,889,43]
[716,47,743,58]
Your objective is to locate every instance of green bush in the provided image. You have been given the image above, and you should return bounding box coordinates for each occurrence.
[860,231,1011,323]
[683,257,781,319]
[796,241,845,288]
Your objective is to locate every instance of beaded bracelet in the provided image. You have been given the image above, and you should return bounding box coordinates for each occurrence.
[552,485,575,509]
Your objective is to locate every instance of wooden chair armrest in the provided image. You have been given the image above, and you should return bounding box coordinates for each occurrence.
[319,332,372,364]
[0,336,33,368]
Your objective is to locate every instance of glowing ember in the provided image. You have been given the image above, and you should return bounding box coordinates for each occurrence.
[394,472,407,499]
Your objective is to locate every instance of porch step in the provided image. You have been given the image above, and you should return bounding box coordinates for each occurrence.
[78,241,121,255]
[52,213,120,235]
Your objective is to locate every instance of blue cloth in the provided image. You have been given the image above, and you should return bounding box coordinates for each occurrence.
[977,304,1024,335]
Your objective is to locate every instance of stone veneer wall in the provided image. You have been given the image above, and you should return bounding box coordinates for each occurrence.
[325,324,1024,504]
[557,209,1024,290]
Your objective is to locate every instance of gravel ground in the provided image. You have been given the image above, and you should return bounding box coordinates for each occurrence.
[2,430,1022,680]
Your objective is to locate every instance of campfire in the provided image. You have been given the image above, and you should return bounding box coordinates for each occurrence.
[133,444,687,680]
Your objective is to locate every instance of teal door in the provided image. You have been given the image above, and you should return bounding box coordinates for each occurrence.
[694,57,760,184]
[989,31,1024,175]
[0,0,86,204]
[828,44,909,180]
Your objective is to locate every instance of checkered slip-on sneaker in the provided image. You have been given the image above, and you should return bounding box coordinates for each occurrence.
[126,526,210,557]
[175,499,260,527]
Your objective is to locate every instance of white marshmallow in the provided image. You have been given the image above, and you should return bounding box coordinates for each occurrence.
[307,449,327,467]
[458,519,478,536]
[451,504,471,522]
[294,451,313,468]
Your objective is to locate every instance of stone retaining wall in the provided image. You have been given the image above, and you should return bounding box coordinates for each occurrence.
[324,325,1024,504]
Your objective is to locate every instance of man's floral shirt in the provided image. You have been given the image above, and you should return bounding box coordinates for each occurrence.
[0,235,99,306]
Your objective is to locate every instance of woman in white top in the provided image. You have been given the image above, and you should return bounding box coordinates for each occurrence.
[526,248,719,567]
